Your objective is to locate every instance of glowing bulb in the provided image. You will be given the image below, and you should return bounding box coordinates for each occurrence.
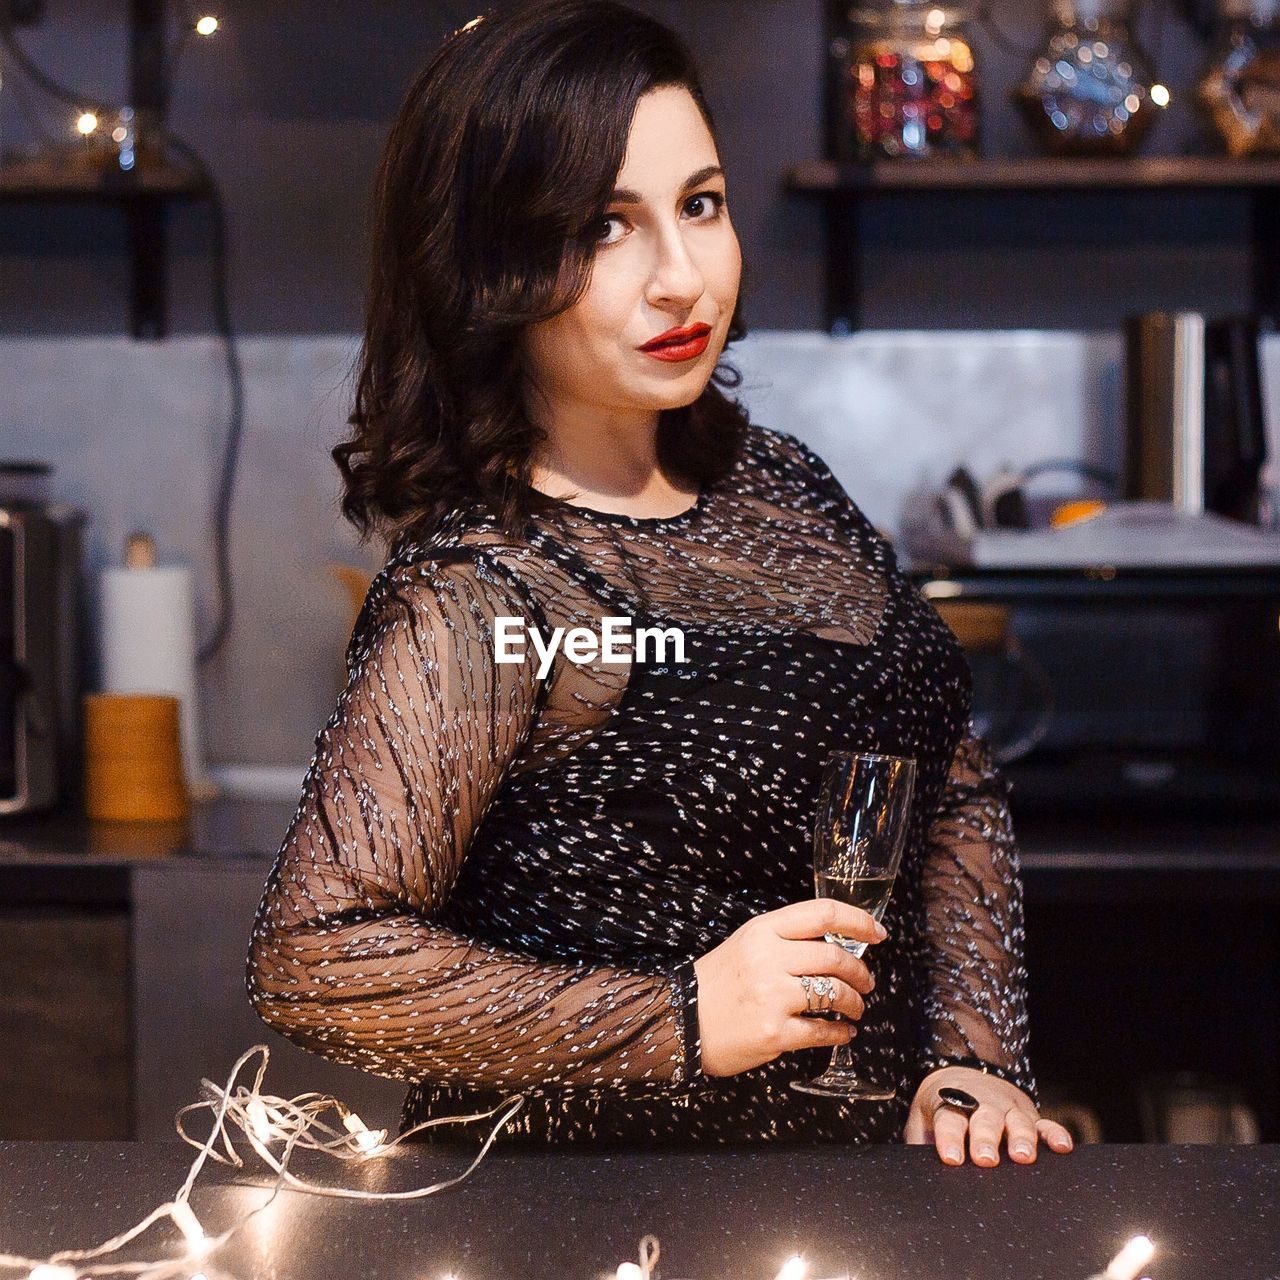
[169,1200,209,1256]
[28,1266,78,1280]
[1104,1235,1155,1280]
[195,15,218,35]
[776,1257,808,1280]
[76,113,98,135]
[1150,84,1170,107]
[615,1266,644,1280]
[341,1110,388,1155]
[247,1096,277,1143]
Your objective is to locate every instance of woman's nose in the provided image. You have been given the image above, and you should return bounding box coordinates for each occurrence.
[645,224,705,306]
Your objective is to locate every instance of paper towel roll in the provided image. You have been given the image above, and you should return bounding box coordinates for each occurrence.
[99,563,217,798]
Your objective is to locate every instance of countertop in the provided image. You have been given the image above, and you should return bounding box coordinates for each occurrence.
[2,795,1277,867]
[1,796,1278,907]
[0,797,295,907]
[0,1140,1275,1279]
[0,796,295,867]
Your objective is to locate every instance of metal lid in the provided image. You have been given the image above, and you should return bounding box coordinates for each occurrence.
[1216,0,1280,21]
[0,460,53,507]
[847,1,974,25]
[1052,0,1133,21]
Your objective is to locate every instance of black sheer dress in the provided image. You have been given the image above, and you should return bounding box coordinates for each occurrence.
[246,423,1038,1148]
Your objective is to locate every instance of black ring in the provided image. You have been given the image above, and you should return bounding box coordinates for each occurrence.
[935,1085,981,1116]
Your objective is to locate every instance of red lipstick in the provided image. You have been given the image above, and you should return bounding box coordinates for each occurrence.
[639,322,713,362]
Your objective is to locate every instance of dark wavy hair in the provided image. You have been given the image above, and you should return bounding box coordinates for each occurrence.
[334,0,752,548]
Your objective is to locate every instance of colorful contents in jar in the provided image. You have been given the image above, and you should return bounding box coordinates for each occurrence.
[846,37,979,159]
[1198,25,1280,156]
[1015,19,1160,156]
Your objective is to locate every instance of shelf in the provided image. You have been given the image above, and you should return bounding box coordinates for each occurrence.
[786,154,1280,194]
[0,155,210,200]
[0,0,197,338]
[802,0,1280,331]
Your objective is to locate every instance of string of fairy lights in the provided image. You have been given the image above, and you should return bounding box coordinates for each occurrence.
[0,11,221,157]
[0,1044,1158,1280]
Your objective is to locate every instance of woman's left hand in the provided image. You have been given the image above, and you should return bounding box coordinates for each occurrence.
[903,1064,1075,1166]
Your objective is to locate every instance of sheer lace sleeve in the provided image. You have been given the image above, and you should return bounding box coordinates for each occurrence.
[913,725,1038,1104]
[245,551,700,1089]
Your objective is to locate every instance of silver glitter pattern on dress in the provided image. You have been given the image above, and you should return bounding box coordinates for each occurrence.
[246,423,1038,1148]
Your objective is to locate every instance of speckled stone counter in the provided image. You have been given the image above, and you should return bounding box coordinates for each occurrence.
[0,1140,1275,1279]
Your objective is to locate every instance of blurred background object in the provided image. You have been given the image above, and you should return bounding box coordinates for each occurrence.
[1014,0,1165,156]
[1197,0,1280,155]
[837,0,981,160]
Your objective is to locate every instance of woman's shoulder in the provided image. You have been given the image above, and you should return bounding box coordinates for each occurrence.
[344,514,546,649]
[736,422,900,569]
[735,422,855,511]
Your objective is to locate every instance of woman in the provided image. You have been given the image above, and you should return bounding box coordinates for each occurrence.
[246,0,1075,1168]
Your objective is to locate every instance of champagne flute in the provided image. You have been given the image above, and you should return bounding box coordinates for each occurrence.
[790,750,916,1100]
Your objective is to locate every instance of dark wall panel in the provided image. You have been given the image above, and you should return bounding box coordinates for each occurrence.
[0,0,1250,334]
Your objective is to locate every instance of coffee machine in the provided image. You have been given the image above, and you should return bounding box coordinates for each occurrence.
[0,462,88,816]
[1123,311,1271,523]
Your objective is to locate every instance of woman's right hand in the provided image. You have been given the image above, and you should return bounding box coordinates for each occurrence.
[691,897,888,1078]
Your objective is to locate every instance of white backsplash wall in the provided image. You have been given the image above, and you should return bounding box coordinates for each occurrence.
[4,331,1278,775]
[734,331,1130,537]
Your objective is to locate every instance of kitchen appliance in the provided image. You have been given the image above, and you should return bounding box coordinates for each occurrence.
[1137,1071,1260,1143]
[931,600,1055,765]
[0,462,88,816]
[1124,311,1271,523]
[916,565,1280,816]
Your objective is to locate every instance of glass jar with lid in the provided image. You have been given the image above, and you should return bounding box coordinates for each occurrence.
[1014,0,1163,156]
[1197,0,1280,155]
[837,1,980,161]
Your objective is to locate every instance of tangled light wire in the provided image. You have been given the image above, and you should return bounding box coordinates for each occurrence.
[0,1043,1156,1280]
[0,1044,526,1280]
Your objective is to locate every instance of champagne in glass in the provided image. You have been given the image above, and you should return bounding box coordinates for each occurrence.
[815,863,896,956]
[790,750,916,1100]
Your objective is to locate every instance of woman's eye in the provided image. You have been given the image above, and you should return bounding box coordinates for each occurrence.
[686,191,726,219]
[596,192,726,246]
[598,214,626,245]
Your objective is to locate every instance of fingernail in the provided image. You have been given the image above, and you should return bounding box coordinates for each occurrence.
[977,1146,995,1161]
[1013,1143,1032,1158]
[944,1146,962,1163]
[874,921,888,939]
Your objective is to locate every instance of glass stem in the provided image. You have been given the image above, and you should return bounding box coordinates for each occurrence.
[829,1024,859,1073]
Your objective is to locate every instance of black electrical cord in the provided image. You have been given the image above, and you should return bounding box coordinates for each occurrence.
[0,8,242,666]
[0,46,62,144]
[0,8,106,110]
[972,1,1039,60]
[166,131,244,666]
[1019,458,1120,491]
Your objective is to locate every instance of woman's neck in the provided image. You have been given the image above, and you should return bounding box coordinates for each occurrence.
[528,415,697,519]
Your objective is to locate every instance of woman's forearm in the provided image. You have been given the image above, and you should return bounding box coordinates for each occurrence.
[246,910,698,1090]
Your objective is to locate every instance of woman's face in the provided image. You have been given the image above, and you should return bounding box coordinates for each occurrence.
[519,84,742,437]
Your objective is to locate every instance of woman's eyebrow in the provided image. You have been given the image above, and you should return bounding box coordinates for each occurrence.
[609,165,726,205]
